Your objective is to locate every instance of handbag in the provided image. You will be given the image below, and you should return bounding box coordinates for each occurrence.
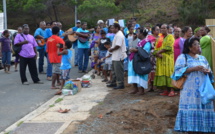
[13,34,26,55]
[171,54,187,89]
[199,74,215,105]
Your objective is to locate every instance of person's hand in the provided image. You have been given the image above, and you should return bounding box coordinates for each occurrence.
[109,48,113,52]
[23,40,29,44]
[193,66,204,71]
[129,48,137,53]
[202,68,210,74]
[156,53,163,58]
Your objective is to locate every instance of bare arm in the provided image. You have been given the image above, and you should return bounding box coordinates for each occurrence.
[109,45,120,52]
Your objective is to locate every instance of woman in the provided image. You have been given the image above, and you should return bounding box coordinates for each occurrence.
[90,26,101,48]
[128,28,151,95]
[0,30,12,73]
[106,25,115,42]
[193,27,201,39]
[147,26,160,92]
[153,24,175,96]
[200,26,212,69]
[172,37,215,133]
[126,26,135,47]
[179,26,193,53]
[174,27,182,62]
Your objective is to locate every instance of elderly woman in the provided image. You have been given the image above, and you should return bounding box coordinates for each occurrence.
[128,28,151,95]
[172,37,215,133]
[153,24,175,96]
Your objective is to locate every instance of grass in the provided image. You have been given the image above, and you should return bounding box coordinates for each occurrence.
[55,98,63,103]
[49,104,55,107]
[17,121,24,127]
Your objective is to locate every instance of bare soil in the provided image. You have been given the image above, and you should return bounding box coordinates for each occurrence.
[63,82,181,134]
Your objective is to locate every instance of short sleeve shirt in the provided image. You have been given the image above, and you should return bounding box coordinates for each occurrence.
[46,35,65,63]
[105,51,112,64]
[76,28,90,49]
[34,28,46,49]
[111,31,127,61]
[0,37,11,52]
[14,34,38,58]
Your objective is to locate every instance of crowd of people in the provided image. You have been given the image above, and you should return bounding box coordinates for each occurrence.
[0,17,215,133]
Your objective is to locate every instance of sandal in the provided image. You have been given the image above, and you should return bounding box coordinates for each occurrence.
[51,87,60,89]
[168,91,176,97]
[55,91,62,95]
[102,79,108,82]
[160,91,169,96]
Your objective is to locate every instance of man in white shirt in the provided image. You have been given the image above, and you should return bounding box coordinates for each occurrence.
[107,23,127,89]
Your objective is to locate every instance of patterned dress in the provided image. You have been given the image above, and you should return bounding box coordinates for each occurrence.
[172,54,215,132]
[153,34,175,87]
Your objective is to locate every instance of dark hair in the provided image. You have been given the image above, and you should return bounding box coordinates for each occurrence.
[3,30,9,35]
[52,26,60,35]
[100,30,106,35]
[104,41,111,45]
[50,21,56,25]
[65,40,72,49]
[95,26,100,32]
[182,26,191,34]
[204,26,211,33]
[128,25,133,30]
[108,25,113,33]
[139,27,148,37]
[183,37,200,54]
[22,24,29,28]
[81,22,87,25]
[46,22,51,26]
[113,23,120,30]
[151,26,157,34]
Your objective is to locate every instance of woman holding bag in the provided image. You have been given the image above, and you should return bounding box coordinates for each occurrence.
[172,37,215,133]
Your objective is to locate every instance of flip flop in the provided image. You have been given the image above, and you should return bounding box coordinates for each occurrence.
[51,87,60,89]
[57,108,70,113]
[55,91,62,95]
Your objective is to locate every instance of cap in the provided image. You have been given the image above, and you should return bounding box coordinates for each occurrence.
[76,20,81,23]
[97,20,104,24]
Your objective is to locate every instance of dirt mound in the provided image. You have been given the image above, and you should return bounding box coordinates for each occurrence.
[65,86,180,134]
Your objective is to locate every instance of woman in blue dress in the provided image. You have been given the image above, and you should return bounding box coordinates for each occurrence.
[128,28,151,95]
[172,37,215,133]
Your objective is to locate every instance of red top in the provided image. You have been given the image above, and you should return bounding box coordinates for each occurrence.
[46,35,65,63]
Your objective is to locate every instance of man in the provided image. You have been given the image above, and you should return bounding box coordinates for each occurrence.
[57,22,65,39]
[14,24,43,85]
[72,20,81,66]
[46,26,65,89]
[44,21,58,81]
[34,21,46,74]
[107,23,127,89]
[76,22,90,73]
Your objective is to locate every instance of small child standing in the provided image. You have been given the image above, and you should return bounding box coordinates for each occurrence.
[55,40,72,95]
[102,41,112,83]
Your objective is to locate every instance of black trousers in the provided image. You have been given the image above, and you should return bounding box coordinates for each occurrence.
[19,56,40,83]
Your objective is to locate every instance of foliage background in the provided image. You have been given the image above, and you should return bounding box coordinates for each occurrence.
[0,0,215,32]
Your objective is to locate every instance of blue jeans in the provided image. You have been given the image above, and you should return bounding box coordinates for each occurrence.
[78,48,89,71]
[2,51,11,65]
[74,45,78,66]
[37,49,45,73]
[45,53,52,77]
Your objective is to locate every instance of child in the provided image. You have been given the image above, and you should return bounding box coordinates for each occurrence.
[101,41,112,83]
[55,40,72,95]
[0,30,12,73]
[90,42,100,76]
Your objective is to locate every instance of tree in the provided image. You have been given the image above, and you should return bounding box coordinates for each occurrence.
[77,0,120,26]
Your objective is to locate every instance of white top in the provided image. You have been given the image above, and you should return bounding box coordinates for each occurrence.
[111,31,127,61]
[105,51,112,64]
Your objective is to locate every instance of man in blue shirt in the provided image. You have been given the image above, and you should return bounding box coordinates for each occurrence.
[75,22,90,73]
[34,21,46,74]
[72,20,81,66]
[57,22,65,39]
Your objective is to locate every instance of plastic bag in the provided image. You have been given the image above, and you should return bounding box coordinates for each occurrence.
[198,74,215,105]
[62,81,78,96]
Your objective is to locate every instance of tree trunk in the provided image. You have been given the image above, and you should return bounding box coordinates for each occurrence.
[52,2,58,21]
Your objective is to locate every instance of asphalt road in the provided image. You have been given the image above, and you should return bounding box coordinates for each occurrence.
[0,50,88,132]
